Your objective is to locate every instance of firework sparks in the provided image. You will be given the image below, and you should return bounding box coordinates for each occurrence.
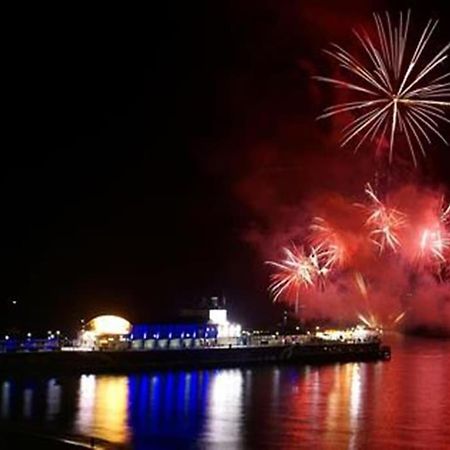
[358,310,407,329]
[358,312,379,329]
[441,198,450,225]
[417,198,450,263]
[310,217,347,269]
[419,227,450,262]
[364,184,406,252]
[315,10,450,165]
[266,244,325,302]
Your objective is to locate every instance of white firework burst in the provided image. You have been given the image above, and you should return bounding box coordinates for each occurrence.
[315,10,450,165]
[266,244,325,302]
[364,183,407,253]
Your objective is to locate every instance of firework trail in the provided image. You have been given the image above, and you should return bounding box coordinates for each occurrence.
[363,183,407,252]
[358,310,407,329]
[315,10,450,165]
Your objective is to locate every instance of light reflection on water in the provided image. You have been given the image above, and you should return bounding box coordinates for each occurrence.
[46,378,62,420]
[0,337,449,449]
[1,381,10,419]
[75,375,129,444]
[204,370,243,448]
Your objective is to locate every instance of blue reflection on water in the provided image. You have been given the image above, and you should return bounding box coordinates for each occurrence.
[0,369,246,448]
[128,371,215,449]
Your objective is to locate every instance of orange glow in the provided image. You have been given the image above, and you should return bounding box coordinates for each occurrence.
[86,315,131,336]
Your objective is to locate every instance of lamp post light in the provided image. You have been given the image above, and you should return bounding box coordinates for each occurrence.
[5,297,20,330]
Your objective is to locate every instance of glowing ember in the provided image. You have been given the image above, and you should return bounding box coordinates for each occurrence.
[315,10,450,165]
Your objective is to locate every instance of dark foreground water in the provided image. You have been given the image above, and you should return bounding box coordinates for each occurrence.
[0,335,449,449]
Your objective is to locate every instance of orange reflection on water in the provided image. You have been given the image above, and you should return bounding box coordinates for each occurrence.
[286,363,366,449]
[324,363,365,450]
[75,375,129,444]
[288,336,450,449]
[365,336,450,449]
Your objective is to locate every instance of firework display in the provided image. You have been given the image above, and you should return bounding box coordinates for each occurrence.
[268,184,450,328]
[267,11,450,331]
[315,10,450,165]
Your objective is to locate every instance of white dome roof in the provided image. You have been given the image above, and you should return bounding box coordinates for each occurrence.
[86,315,131,335]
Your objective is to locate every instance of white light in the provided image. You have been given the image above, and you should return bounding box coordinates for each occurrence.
[5,336,9,341]
[217,322,242,338]
[206,370,243,443]
[80,331,96,349]
[27,333,32,338]
[209,309,228,325]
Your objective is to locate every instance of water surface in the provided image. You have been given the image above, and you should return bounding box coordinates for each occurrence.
[1,336,449,449]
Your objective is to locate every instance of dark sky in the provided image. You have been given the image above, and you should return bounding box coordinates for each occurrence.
[2,1,450,332]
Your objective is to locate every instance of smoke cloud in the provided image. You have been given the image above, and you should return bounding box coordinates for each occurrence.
[229,1,450,334]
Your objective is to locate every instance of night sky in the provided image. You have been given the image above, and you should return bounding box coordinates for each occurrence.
[2,1,450,332]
